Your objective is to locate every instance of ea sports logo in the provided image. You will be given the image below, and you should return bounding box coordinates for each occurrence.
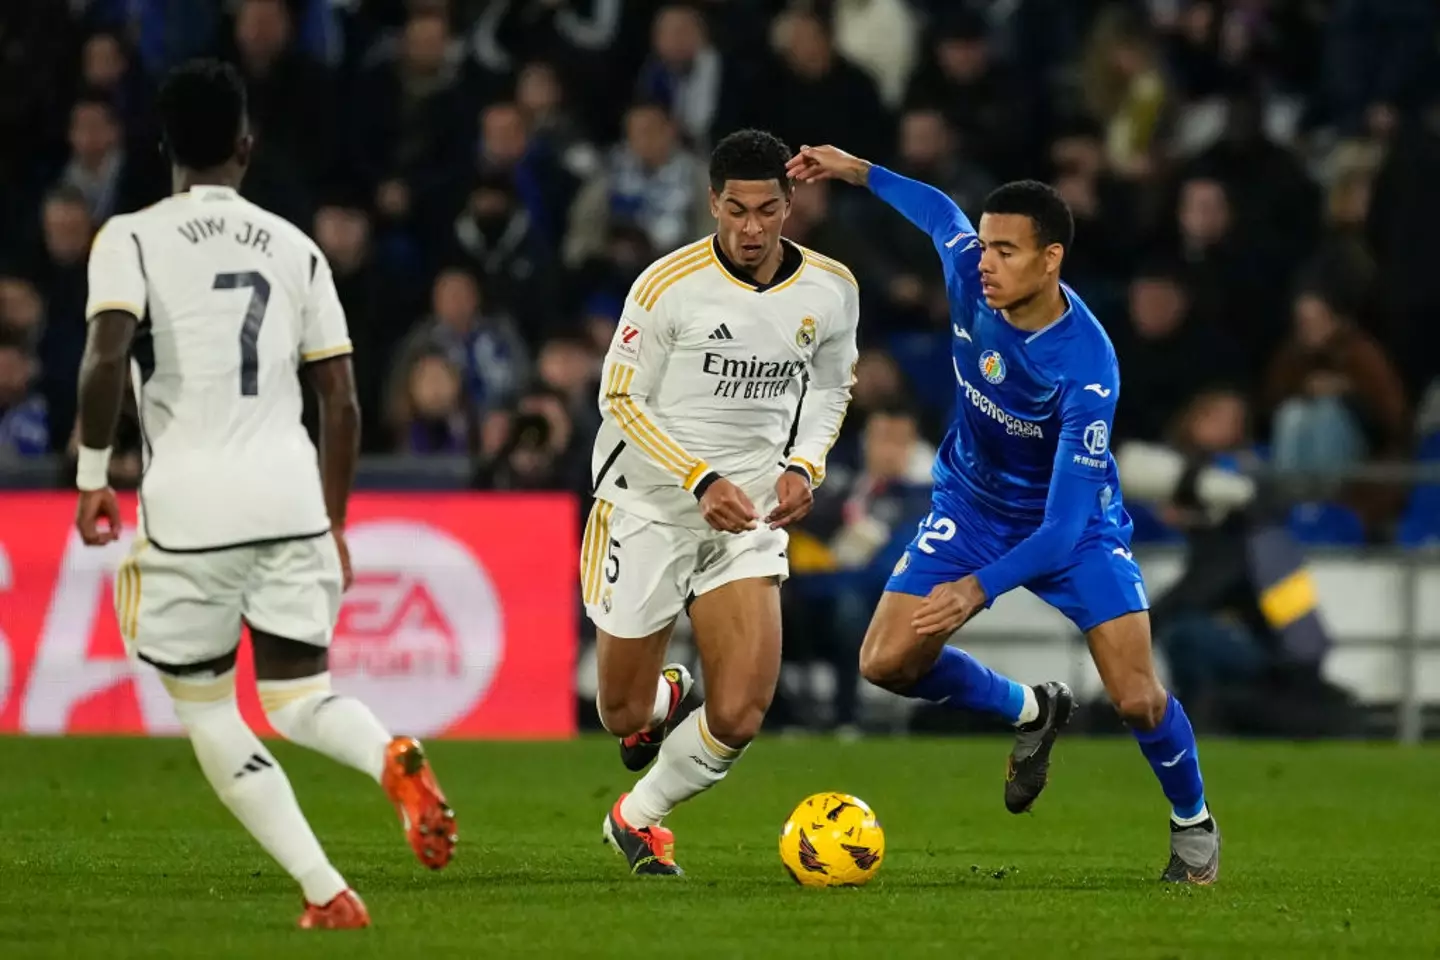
[332,521,503,736]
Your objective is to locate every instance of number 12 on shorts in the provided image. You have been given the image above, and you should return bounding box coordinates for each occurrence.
[915,513,956,555]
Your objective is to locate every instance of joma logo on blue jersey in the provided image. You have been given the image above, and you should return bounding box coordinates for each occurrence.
[952,359,1044,440]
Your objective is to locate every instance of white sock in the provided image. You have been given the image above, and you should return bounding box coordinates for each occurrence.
[1172,804,1211,828]
[167,672,347,905]
[260,673,391,782]
[647,674,672,728]
[620,709,741,827]
[1014,686,1040,726]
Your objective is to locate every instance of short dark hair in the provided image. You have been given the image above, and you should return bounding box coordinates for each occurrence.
[982,180,1074,250]
[708,129,792,194]
[157,59,247,169]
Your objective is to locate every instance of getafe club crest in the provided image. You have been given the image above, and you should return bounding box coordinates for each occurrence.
[796,316,817,348]
[979,349,1006,384]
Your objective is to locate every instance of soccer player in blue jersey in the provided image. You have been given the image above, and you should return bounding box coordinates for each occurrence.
[787,144,1219,884]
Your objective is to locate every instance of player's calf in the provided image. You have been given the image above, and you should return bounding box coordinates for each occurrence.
[616,663,698,772]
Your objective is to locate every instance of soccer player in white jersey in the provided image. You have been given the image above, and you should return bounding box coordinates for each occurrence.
[586,129,860,875]
[74,60,456,929]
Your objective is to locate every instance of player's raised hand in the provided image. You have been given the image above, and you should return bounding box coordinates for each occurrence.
[911,575,988,638]
[75,488,122,546]
[332,530,354,592]
[766,470,814,529]
[785,145,872,187]
[700,477,759,533]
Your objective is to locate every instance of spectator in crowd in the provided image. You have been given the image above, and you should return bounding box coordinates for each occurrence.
[389,348,471,456]
[80,30,154,141]
[312,203,421,449]
[782,179,883,296]
[1112,261,1238,444]
[450,168,562,344]
[393,267,529,440]
[0,331,48,458]
[1047,118,1138,291]
[516,60,600,182]
[905,10,1025,177]
[635,4,733,149]
[534,334,602,446]
[474,386,586,494]
[476,100,575,247]
[56,94,158,224]
[831,0,920,110]
[771,9,890,165]
[563,101,708,268]
[0,278,44,344]
[31,188,95,447]
[1264,290,1408,475]
[1081,7,1169,181]
[228,0,334,187]
[351,6,473,235]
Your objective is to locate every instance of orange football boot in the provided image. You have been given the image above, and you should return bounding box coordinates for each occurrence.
[297,890,371,930]
[381,735,457,870]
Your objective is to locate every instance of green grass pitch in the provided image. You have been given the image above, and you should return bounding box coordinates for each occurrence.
[2,736,1437,959]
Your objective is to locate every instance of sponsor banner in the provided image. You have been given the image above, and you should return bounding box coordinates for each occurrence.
[0,493,578,738]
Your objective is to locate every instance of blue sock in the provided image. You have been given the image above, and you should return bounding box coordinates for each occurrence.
[906,646,1027,723]
[1133,694,1207,821]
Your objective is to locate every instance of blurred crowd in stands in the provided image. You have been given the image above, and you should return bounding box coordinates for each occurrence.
[1,0,1439,560]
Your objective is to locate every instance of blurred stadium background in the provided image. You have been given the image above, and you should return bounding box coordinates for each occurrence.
[2,0,1440,746]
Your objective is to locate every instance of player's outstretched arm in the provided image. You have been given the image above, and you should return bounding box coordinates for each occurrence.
[788,145,973,251]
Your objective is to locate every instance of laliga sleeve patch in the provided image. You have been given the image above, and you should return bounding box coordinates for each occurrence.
[614,322,643,361]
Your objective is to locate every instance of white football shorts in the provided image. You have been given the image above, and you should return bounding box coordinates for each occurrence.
[580,499,789,638]
[115,533,343,670]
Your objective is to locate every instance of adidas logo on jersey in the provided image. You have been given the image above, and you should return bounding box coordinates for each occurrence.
[708,324,734,341]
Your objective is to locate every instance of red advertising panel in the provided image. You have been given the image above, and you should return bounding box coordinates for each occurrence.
[0,492,578,738]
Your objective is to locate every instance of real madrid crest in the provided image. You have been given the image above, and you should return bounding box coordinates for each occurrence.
[796,316,817,348]
[601,587,614,614]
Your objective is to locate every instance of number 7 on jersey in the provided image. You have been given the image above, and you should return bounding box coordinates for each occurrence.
[213,270,271,396]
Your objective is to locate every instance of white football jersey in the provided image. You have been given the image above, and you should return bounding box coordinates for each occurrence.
[592,236,859,529]
[85,185,351,551]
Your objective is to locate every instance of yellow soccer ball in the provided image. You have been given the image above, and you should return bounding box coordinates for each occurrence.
[778,792,885,887]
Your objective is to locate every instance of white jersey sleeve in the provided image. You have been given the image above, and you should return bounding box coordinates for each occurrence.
[85,218,148,321]
[299,251,353,363]
[787,270,859,486]
[599,288,716,495]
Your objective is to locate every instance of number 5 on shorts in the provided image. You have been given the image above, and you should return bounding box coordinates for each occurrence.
[604,538,621,584]
[916,513,956,555]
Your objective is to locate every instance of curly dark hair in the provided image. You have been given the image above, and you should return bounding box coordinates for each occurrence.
[982,180,1075,250]
[157,58,247,169]
[708,128,792,194]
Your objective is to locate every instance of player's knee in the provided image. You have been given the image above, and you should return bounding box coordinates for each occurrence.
[1113,682,1167,732]
[703,701,765,749]
[595,692,650,739]
[859,643,924,692]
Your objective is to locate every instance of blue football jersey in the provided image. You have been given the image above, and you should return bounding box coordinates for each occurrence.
[869,166,1132,602]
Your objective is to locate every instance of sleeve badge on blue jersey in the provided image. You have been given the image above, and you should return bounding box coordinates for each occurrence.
[1083,420,1109,456]
[892,552,911,576]
[979,350,1006,384]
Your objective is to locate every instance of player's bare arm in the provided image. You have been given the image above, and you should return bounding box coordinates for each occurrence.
[911,575,987,638]
[305,354,360,589]
[74,308,138,545]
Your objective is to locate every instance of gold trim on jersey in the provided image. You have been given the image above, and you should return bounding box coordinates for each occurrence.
[604,363,710,487]
[258,678,330,713]
[790,457,822,485]
[115,538,149,641]
[635,239,712,305]
[641,254,717,311]
[161,672,237,703]
[580,500,615,604]
[87,301,144,321]
[800,250,858,289]
[301,343,354,363]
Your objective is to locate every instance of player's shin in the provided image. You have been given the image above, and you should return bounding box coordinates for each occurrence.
[906,646,1039,725]
[1132,693,1208,823]
[167,670,349,905]
[259,672,390,781]
[619,709,742,827]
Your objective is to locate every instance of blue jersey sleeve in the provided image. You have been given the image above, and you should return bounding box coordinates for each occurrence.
[972,366,1119,601]
[867,166,981,295]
